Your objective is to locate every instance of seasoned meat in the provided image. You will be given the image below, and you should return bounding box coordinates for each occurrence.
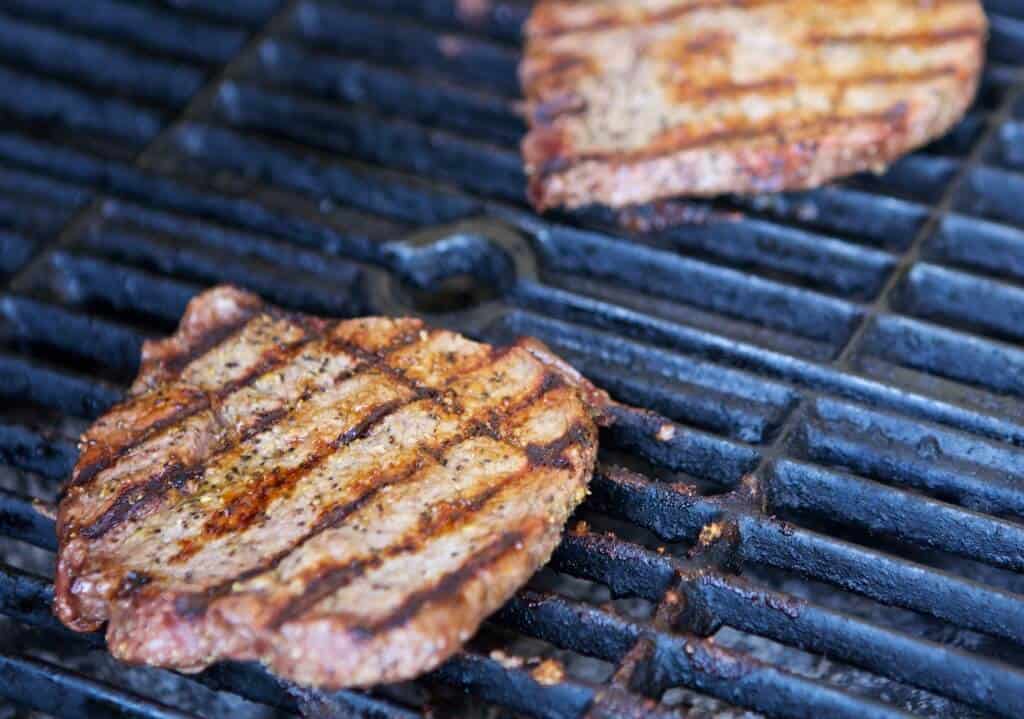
[521,0,987,210]
[54,286,608,688]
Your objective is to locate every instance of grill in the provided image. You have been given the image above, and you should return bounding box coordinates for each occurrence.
[1,1,1024,717]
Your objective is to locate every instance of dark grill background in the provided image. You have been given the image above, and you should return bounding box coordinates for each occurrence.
[2,1,1024,717]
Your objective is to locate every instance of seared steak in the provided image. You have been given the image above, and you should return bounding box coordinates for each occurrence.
[521,0,987,210]
[55,286,607,687]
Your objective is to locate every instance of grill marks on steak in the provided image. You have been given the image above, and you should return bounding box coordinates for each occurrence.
[55,286,605,687]
[522,0,987,209]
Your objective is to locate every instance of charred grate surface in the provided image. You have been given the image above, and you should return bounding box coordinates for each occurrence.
[2,1,1024,718]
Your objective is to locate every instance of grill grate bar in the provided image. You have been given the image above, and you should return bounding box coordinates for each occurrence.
[698,576,1024,718]
[896,260,1024,344]
[741,516,1024,644]
[295,3,521,96]
[769,458,1024,571]
[0,12,205,106]
[0,131,413,270]
[578,215,898,301]
[169,122,481,228]
[499,302,1024,443]
[0,562,430,718]
[0,194,79,239]
[59,239,368,320]
[3,292,149,377]
[95,200,398,277]
[0,653,201,719]
[801,395,1024,487]
[0,423,76,481]
[861,312,1024,401]
[259,40,524,147]
[0,486,56,550]
[215,82,527,203]
[835,70,1024,368]
[797,422,1024,519]
[587,466,724,543]
[0,166,91,210]
[0,65,162,146]
[499,224,863,346]
[0,352,120,418]
[1,3,1023,718]
[350,0,529,44]
[143,0,282,28]
[497,588,916,719]
[930,211,1024,280]
[0,0,249,64]
[431,653,594,719]
[732,186,930,251]
[552,532,1024,718]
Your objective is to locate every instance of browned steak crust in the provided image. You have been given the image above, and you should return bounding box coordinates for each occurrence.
[54,286,606,688]
[521,0,987,210]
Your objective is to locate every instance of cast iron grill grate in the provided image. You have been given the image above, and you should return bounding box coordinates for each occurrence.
[2,1,1024,717]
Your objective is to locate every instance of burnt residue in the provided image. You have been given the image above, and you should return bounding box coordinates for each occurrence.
[699,572,804,621]
[683,637,757,682]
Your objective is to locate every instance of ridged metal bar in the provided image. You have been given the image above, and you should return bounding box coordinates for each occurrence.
[0,654,201,719]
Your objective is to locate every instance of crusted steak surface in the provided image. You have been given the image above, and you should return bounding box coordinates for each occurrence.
[522,0,987,210]
[55,286,604,687]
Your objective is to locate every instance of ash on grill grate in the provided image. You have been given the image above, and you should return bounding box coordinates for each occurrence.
[3,1,1024,718]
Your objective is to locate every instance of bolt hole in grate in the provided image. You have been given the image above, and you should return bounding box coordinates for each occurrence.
[1,1,1024,717]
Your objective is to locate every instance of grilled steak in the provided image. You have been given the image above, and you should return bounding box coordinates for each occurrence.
[54,286,608,687]
[521,0,987,210]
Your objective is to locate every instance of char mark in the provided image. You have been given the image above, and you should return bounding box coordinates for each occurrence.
[359,530,527,636]
[530,0,785,37]
[267,462,535,628]
[170,362,563,619]
[73,329,428,542]
[70,395,204,490]
[807,24,985,47]
[70,324,324,492]
[80,462,198,540]
[160,310,261,379]
[173,473,404,618]
[171,396,416,562]
[337,397,411,447]
[537,107,926,179]
[525,422,592,469]
[671,65,960,105]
